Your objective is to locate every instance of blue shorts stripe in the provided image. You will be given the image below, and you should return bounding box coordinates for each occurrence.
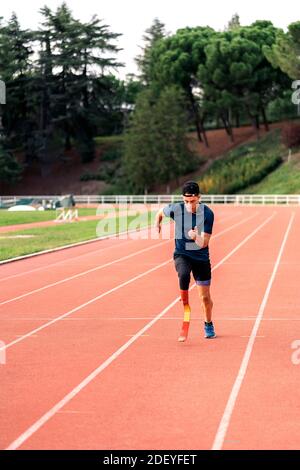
[196,279,211,286]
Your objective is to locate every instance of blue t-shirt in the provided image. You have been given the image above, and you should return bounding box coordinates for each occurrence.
[163,202,214,261]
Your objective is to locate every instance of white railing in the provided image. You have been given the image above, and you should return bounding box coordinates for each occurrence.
[1,194,300,206]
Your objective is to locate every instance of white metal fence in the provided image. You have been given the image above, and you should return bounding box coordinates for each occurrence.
[1,194,300,206]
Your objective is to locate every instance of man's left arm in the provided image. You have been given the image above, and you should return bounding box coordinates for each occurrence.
[188,209,214,248]
[188,227,211,248]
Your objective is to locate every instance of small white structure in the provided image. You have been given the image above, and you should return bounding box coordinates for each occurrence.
[8,205,44,212]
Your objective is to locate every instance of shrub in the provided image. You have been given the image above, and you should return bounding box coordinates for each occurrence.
[101,147,123,162]
[0,143,23,183]
[199,130,284,194]
[80,172,103,181]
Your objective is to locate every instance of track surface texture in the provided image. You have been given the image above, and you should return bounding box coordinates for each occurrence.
[0,205,299,450]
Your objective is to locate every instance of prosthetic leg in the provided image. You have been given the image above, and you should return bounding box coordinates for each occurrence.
[178,290,191,342]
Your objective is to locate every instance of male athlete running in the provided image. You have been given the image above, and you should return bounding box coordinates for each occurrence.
[155,181,215,342]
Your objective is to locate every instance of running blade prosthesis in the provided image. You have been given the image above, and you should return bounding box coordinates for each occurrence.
[178,305,191,342]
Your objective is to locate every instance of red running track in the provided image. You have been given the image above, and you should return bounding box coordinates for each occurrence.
[0,205,299,450]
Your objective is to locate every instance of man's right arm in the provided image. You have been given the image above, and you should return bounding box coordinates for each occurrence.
[155,204,175,233]
[154,208,165,234]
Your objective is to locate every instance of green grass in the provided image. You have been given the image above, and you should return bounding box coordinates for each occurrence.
[0,211,157,261]
[197,129,285,194]
[238,157,300,194]
[0,208,99,227]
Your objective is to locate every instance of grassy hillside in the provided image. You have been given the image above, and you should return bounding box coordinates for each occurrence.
[238,154,300,194]
[197,129,286,194]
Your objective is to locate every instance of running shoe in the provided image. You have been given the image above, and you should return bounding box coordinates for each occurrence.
[204,322,216,338]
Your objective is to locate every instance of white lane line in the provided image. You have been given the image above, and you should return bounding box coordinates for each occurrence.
[0,211,259,307]
[5,296,180,451]
[126,334,150,337]
[0,239,135,282]
[0,212,157,266]
[111,317,257,321]
[211,212,259,240]
[4,316,300,322]
[15,335,38,338]
[0,259,172,353]
[56,411,93,414]
[211,212,295,451]
[0,318,62,321]
[5,212,276,450]
[0,239,171,307]
[0,213,273,354]
[0,216,173,282]
[0,211,241,282]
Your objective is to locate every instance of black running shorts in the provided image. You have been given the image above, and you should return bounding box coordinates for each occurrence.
[174,254,211,290]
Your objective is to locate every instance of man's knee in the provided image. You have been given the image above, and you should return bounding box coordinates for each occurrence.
[178,271,190,290]
[200,293,212,306]
[176,264,190,289]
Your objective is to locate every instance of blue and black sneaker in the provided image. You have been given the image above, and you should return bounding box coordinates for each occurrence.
[204,321,216,338]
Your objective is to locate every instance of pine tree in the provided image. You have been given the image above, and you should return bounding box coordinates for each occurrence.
[123,86,197,194]
[264,22,300,79]
[0,13,34,141]
[123,89,156,193]
[37,2,123,161]
[0,139,22,183]
[135,18,166,85]
[154,86,198,188]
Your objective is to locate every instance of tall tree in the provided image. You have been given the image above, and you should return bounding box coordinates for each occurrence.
[123,89,156,194]
[150,27,216,145]
[240,21,290,131]
[0,140,22,184]
[263,21,300,80]
[0,2,125,186]
[198,30,260,140]
[154,86,198,189]
[0,13,34,143]
[135,18,166,85]
[123,86,197,194]
[37,2,122,161]
[198,22,289,139]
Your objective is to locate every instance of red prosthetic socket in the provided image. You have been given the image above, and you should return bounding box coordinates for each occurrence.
[178,290,191,342]
[180,290,189,305]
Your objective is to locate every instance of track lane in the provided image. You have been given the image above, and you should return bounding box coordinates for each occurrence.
[0,206,243,281]
[0,206,288,447]
[216,208,300,450]
[0,209,262,345]
[0,207,243,296]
